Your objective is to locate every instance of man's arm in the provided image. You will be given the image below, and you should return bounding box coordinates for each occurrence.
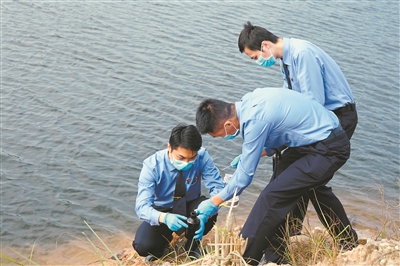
[135,160,164,226]
[217,120,271,202]
[200,148,225,197]
[137,161,188,231]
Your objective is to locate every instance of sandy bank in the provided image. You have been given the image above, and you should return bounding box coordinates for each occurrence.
[91,227,399,266]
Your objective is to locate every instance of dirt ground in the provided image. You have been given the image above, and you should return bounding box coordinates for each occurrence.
[92,227,399,266]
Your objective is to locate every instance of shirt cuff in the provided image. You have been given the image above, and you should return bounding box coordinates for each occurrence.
[149,210,163,226]
[218,189,232,202]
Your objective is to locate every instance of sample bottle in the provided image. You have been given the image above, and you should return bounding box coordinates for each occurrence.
[186,211,200,239]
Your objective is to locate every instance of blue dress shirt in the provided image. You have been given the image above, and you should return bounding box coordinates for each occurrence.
[135,147,224,226]
[218,88,340,201]
[281,38,354,110]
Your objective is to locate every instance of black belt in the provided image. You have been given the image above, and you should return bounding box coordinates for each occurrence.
[333,103,355,115]
[322,125,345,144]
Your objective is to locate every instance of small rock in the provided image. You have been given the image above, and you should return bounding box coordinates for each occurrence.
[358,238,367,245]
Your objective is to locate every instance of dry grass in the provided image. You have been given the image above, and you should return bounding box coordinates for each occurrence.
[3,186,399,266]
[370,185,400,241]
[106,184,399,266]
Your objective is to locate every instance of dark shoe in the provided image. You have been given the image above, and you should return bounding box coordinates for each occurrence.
[188,246,202,260]
[185,239,202,260]
[277,258,290,265]
[259,259,290,265]
[288,218,303,236]
[145,255,157,262]
[340,239,359,251]
[339,228,359,251]
[144,245,171,262]
[289,224,303,236]
[258,254,290,265]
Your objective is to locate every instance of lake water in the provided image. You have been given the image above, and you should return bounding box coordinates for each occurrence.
[2,1,399,264]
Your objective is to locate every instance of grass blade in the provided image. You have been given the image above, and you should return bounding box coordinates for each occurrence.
[0,253,25,266]
[82,232,105,266]
[84,220,123,266]
[8,249,40,266]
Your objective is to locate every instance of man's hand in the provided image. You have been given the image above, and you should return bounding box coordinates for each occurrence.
[193,214,208,240]
[230,154,241,168]
[163,213,188,232]
[195,199,218,217]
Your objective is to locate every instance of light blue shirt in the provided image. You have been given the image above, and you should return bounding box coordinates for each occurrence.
[135,147,224,226]
[281,38,354,110]
[218,88,339,201]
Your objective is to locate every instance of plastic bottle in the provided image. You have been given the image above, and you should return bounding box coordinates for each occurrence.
[185,211,200,239]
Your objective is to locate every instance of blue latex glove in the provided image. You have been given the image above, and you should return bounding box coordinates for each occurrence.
[230,154,241,168]
[163,213,188,232]
[195,199,218,218]
[193,214,208,240]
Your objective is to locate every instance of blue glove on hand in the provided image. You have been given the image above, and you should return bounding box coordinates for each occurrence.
[163,213,188,232]
[193,214,208,240]
[195,199,218,218]
[230,154,241,168]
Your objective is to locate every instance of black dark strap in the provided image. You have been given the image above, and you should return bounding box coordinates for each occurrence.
[283,63,292,90]
[172,171,186,216]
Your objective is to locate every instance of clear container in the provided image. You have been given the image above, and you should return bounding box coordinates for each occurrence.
[221,173,240,208]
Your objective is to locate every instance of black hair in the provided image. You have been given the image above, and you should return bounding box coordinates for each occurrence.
[169,123,202,151]
[196,99,233,134]
[238,21,279,53]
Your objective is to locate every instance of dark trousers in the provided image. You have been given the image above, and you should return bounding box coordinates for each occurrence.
[240,129,351,265]
[334,103,358,139]
[132,196,217,258]
[287,104,358,235]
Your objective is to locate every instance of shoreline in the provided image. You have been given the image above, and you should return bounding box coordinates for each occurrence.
[91,226,400,266]
[4,188,399,266]
[4,210,399,266]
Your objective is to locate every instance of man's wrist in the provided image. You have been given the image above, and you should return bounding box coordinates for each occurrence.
[210,195,223,206]
[159,212,167,223]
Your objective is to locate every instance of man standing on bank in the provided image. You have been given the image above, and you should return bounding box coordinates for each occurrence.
[195,88,358,264]
[236,21,358,239]
[238,21,357,139]
[133,124,224,262]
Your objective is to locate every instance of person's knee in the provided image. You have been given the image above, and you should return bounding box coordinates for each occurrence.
[132,238,156,257]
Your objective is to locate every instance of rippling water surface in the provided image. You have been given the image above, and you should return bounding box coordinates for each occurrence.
[2,1,399,264]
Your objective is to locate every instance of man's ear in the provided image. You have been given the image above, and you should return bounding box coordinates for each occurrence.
[262,40,272,50]
[222,120,228,129]
[224,120,233,128]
